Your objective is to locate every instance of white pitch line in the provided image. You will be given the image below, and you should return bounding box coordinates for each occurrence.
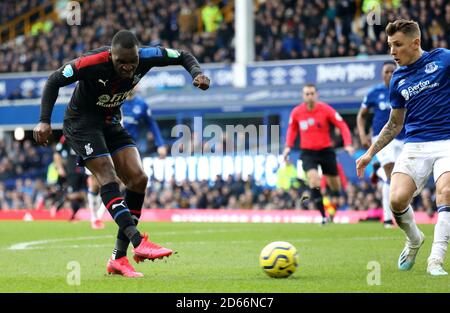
[7,235,114,251]
[5,228,248,251]
[6,234,399,251]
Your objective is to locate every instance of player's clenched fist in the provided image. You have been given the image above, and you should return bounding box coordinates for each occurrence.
[33,122,52,146]
[193,74,210,90]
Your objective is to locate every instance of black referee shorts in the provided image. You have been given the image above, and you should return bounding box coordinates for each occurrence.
[63,118,136,166]
[300,148,338,176]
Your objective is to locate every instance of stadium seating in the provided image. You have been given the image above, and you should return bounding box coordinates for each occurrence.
[0,0,448,73]
[0,0,443,216]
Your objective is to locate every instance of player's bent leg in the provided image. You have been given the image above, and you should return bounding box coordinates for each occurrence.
[428,171,450,276]
[112,146,148,192]
[112,147,173,262]
[390,173,425,271]
[86,156,144,249]
[389,173,416,214]
[112,146,146,260]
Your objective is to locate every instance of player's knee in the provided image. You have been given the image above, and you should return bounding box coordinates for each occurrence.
[436,185,450,202]
[127,172,148,192]
[93,162,120,185]
[389,191,410,213]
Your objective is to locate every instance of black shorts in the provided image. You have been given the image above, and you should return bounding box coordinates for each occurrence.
[66,172,87,192]
[63,118,136,166]
[300,148,338,176]
[56,170,87,192]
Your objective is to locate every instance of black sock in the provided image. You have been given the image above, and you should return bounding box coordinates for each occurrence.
[311,187,326,218]
[112,189,145,258]
[70,200,81,220]
[125,189,144,223]
[112,232,129,260]
[101,182,142,247]
[112,247,127,260]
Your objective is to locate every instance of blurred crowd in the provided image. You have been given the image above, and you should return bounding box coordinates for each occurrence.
[0,136,437,217]
[1,0,449,74]
[0,0,444,215]
[143,172,435,215]
[0,0,46,26]
[0,138,53,210]
[0,0,234,73]
[254,0,449,60]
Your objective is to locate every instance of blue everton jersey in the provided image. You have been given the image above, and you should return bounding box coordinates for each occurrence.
[121,96,164,146]
[389,48,450,143]
[361,83,405,139]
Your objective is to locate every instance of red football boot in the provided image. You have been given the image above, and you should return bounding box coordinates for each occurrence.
[132,233,173,263]
[91,220,105,229]
[106,256,144,278]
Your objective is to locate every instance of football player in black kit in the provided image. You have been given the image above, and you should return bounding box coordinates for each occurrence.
[51,135,87,222]
[33,30,210,278]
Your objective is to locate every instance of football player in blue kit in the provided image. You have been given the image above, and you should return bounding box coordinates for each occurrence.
[357,61,405,228]
[357,19,450,276]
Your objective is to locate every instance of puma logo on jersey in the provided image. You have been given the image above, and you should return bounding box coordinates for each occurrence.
[112,200,126,211]
[98,79,108,86]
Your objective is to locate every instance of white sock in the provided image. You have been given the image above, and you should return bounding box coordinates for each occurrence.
[428,210,450,263]
[87,192,98,222]
[392,205,422,245]
[382,182,393,222]
[92,195,101,220]
[96,200,106,221]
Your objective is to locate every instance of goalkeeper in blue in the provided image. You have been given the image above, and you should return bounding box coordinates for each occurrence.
[356,19,450,276]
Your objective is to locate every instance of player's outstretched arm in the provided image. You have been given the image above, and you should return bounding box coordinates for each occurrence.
[356,108,405,177]
[140,47,210,89]
[34,61,83,146]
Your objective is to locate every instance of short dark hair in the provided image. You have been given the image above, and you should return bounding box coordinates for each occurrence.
[385,19,421,38]
[111,30,139,49]
[303,83,316,90]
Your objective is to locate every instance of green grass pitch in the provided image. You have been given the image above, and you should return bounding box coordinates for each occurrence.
[0,221,448,292]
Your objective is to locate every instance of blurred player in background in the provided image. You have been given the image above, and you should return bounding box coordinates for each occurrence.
[87,88,168,229]
[283,83,354,225]
[33,30,210,277]
[51,135,87,222]
[357,61,405,228]
[357,19,450,276]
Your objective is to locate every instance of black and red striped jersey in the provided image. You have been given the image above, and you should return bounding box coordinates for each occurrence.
[40,46,203,124]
